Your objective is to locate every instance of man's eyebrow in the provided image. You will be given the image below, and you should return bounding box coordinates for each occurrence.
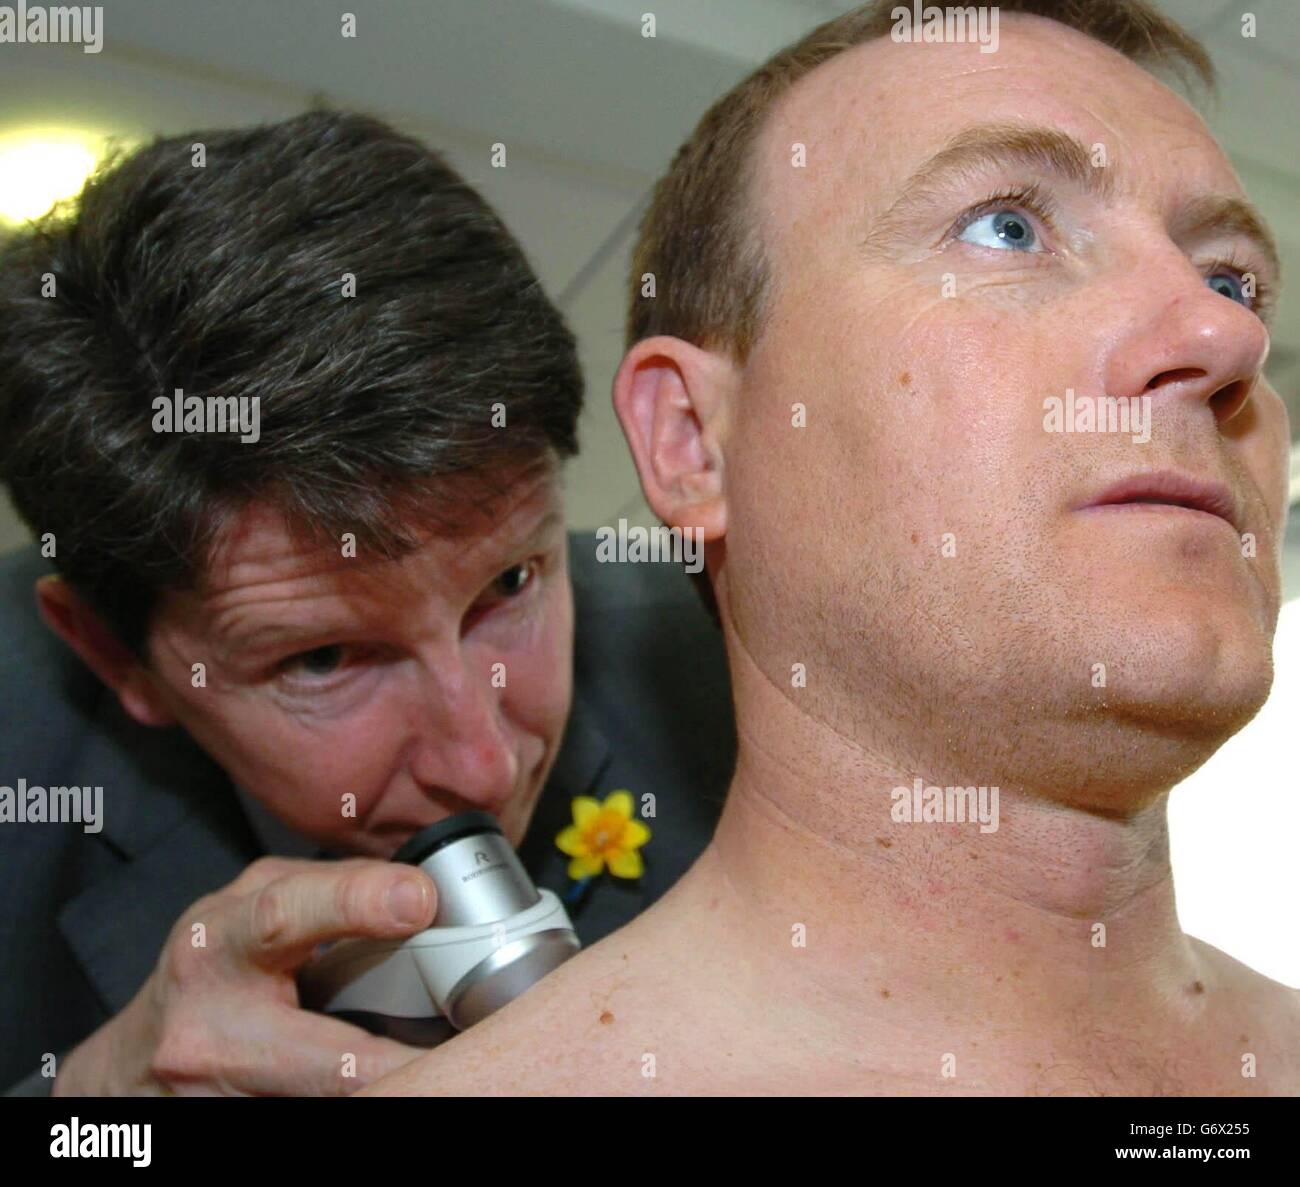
[868,123,1113,241]
[474,504,565,569]
[215,609,350,662]
[864,122,1281,279]
[1170,193,1281,280]
[517,507,565,548]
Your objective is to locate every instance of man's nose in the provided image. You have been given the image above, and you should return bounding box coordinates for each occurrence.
[406,652,519,810]
[1102,247,1269,425]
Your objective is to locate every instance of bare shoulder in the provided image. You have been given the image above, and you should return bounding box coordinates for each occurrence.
[1189,935,1300,1089]
[1190,936,1300,1011]
[360,918,682,1096]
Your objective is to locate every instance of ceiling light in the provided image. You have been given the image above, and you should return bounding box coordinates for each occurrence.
[0,128,112,226]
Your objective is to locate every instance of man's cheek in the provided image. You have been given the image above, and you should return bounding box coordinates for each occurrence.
[1240,386,1292,531]
[250,742,393,840]
[504,647,570,737]
[209,697,399,827]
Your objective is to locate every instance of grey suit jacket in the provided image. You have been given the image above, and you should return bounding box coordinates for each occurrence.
[0,534,735,1094]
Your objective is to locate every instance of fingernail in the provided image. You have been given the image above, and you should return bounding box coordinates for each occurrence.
[387,878,429,926]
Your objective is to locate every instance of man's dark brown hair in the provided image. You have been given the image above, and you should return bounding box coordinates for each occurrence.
[0,109,583,654]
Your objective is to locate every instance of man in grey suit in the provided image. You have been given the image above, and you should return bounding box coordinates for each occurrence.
[0,110,733,1095]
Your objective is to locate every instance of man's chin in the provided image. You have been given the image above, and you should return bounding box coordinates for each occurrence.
[1114,610,1274,724]
[1052,657,1275,811]
[1099,663,1272,750]
[979,624,1275,813]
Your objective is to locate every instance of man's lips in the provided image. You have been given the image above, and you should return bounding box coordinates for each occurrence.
[1077,470,1240,532]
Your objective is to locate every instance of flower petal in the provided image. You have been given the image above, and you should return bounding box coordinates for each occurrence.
[601,790,635,821]
[555,825,588,857]
[568,854,605,880]
[572,797,601,828]
[622,819,651,849]
[608,849,644,879]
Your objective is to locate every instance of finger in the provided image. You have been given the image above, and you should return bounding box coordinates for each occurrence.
[162,1003,436,1097]
[223,863,436,975]
[222,855,377,897]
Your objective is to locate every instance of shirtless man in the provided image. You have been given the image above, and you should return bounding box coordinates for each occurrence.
[367,0,1299,1095]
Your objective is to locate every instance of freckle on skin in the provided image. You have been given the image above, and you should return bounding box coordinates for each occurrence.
[599,1011,614,1025]
[875,836,892,848]
[899,371,911,386]
[1190,980,1205,994]
[880,988,890,999]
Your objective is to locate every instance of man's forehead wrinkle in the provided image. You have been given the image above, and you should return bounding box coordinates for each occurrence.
[200,539,380,600]
[199,489,563,634]
[198,505,357,597]
[209,587,364,645]
[199,564,417,650]
[206,558,405,612]
[195,526,428,635]
[198,489,543,599]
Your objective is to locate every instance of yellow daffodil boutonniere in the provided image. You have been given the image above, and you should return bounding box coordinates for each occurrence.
[556,790,651,881]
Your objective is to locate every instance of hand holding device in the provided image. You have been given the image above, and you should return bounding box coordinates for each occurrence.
[298,811,580,1045]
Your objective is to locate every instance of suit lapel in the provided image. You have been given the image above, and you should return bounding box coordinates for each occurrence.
[547,690,613,800]
[517,690,612,874]
[57,809,256,1014]
[56,695,258,1015]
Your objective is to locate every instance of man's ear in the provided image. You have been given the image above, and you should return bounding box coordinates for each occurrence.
[612,336,736,540]
[35,575,176,727]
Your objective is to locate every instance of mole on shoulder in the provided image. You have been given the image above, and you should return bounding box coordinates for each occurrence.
[599,1010,615,1025]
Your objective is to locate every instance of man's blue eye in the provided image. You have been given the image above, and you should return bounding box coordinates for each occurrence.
[1207,271,1248,306]
[958,209,1040,251]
